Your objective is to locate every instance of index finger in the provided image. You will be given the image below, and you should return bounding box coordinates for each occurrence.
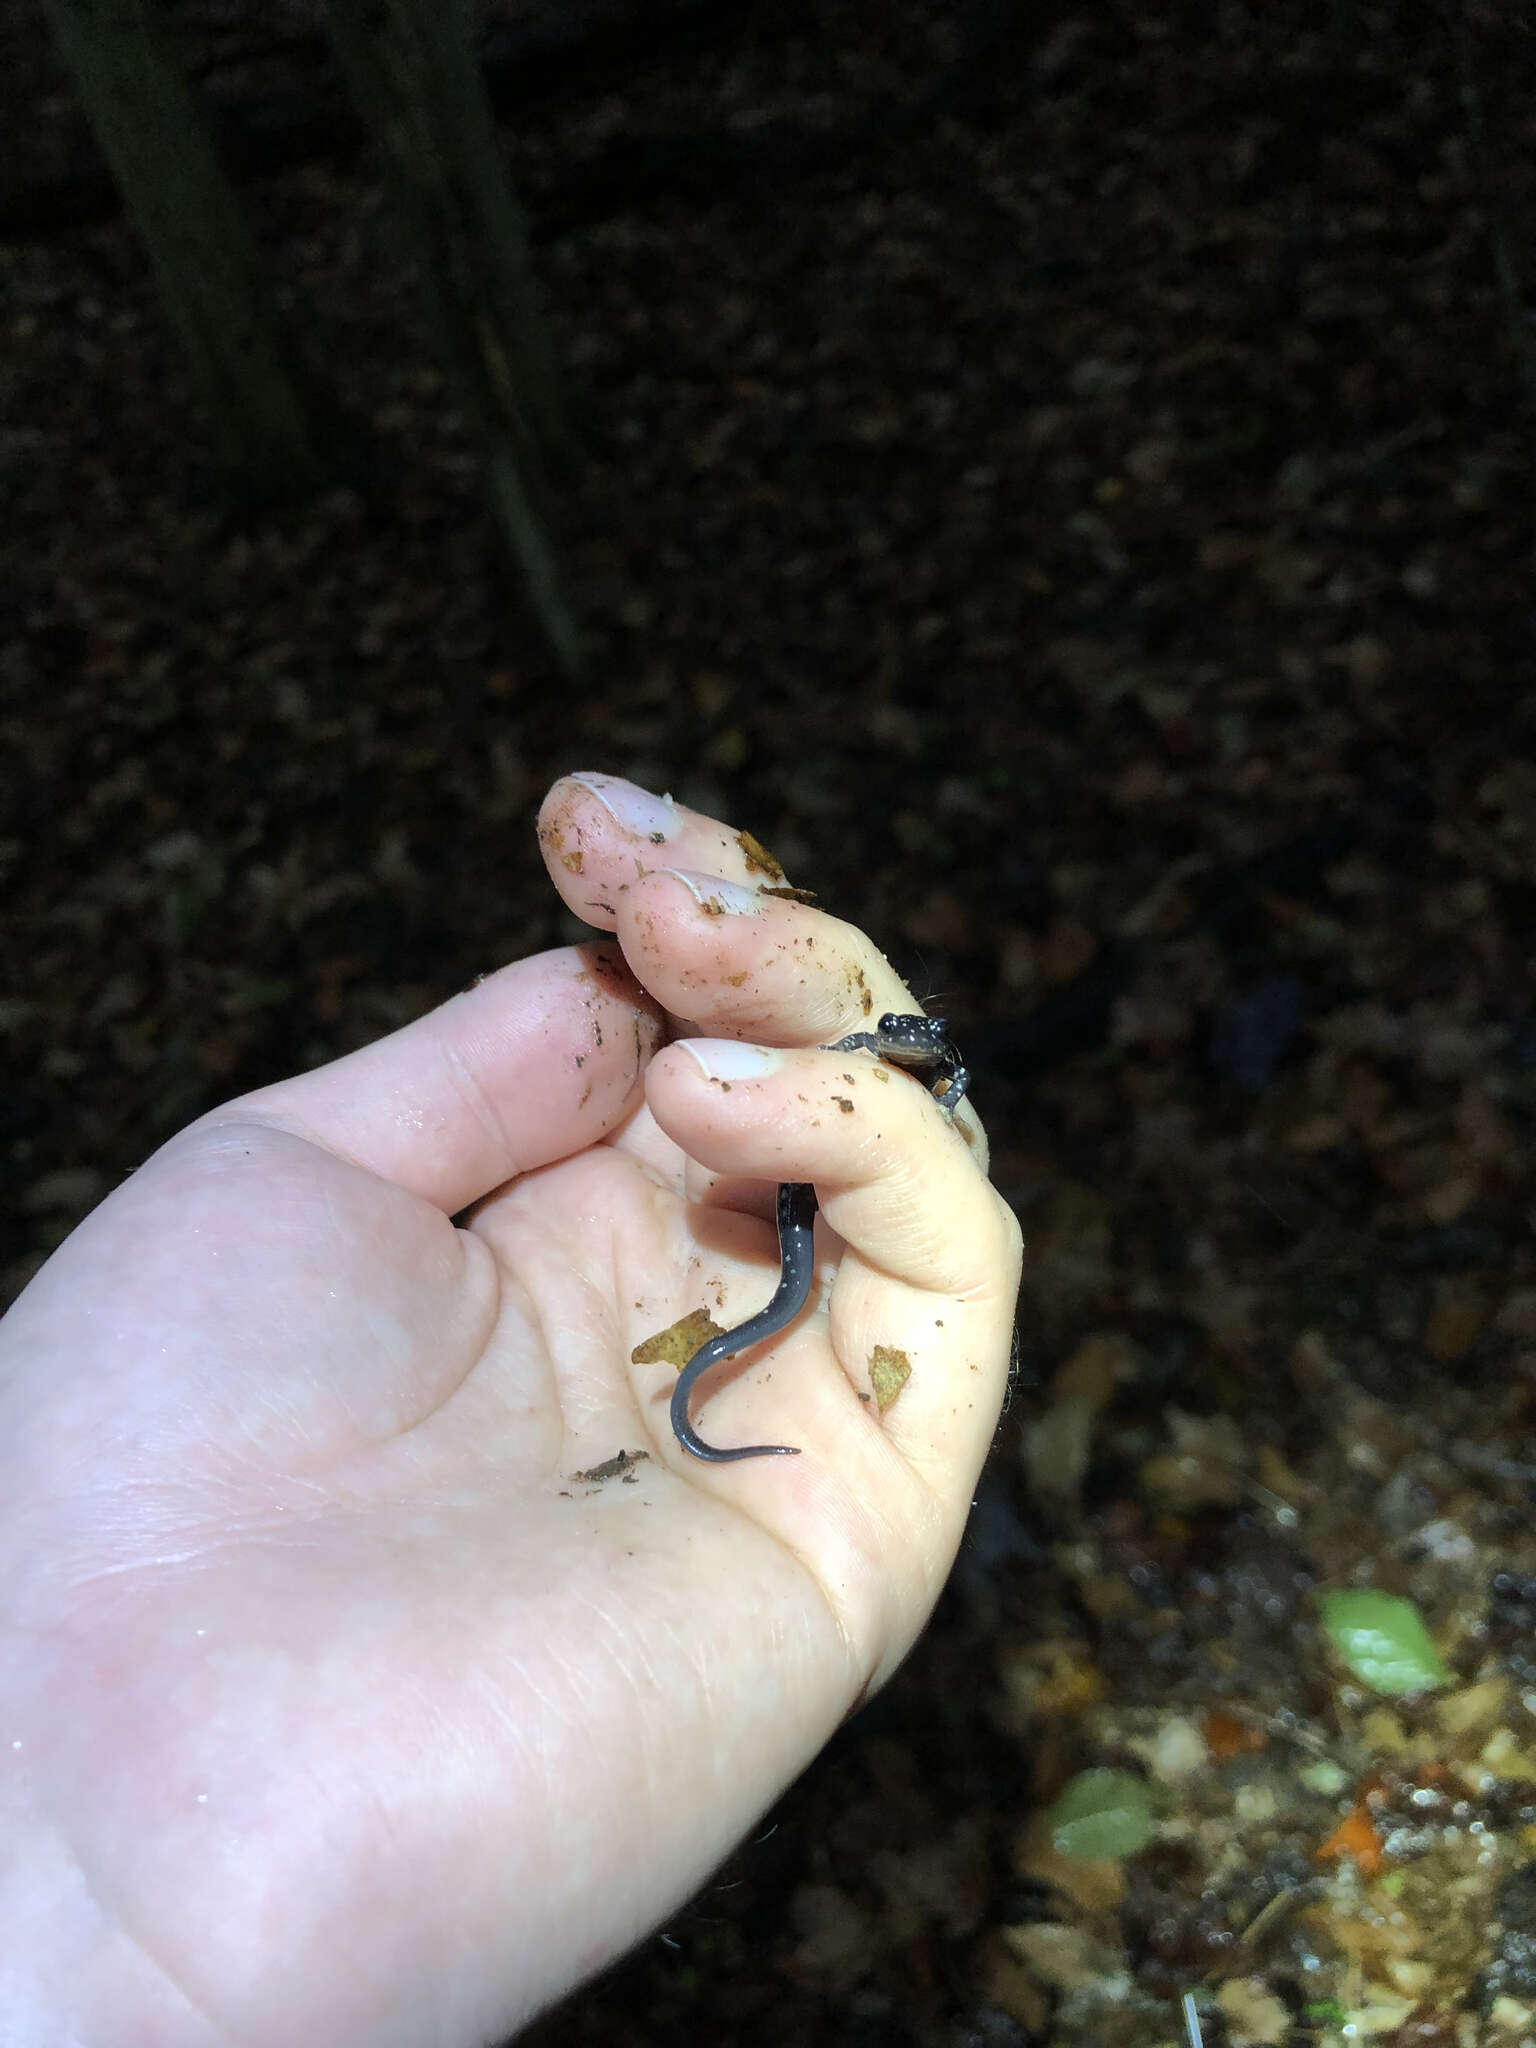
[538,774,928,1047]
[537,772,795,927]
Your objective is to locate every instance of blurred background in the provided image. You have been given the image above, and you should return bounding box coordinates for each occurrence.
[5,2,1536,2041]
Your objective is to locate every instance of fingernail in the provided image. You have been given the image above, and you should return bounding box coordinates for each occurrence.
[662,869,764,916]
[678,1038,784,1084]
[569,773,682,842]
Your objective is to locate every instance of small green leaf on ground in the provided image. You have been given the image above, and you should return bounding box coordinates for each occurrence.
[1046,1768,1157,1860]
[1318,1589,1449,1696]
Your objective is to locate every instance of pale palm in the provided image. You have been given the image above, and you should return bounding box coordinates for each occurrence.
[0,776,1020,2048]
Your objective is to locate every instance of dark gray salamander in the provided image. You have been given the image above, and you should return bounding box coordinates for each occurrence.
[669,1014,969,1463]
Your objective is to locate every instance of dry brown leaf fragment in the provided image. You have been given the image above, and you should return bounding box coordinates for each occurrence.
[1006,1826,1126,1917]
[737,829,784,881]
[1215,1977,1291,2046]
[998,1639,1103,1722]
[631,1308,725,1371]
[1423,1278,1488,1362]
[569,1448,651,1484]
[1495,1289,1536,1338]
[1050,1330,1134,1408]
[870,1344,912,1412]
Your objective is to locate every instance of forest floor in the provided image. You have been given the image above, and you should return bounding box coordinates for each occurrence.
[6,2,1536,2043]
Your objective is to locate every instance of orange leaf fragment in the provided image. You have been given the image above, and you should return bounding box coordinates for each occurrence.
[1201,1710,1267,1762]
[1316,1803,1384,1877]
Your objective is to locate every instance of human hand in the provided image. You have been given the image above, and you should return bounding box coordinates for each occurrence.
[0,774,1020,2048]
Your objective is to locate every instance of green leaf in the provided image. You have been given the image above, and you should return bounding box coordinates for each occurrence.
[1047,1768,1157,1860]
[1318,1589,1450,1696]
